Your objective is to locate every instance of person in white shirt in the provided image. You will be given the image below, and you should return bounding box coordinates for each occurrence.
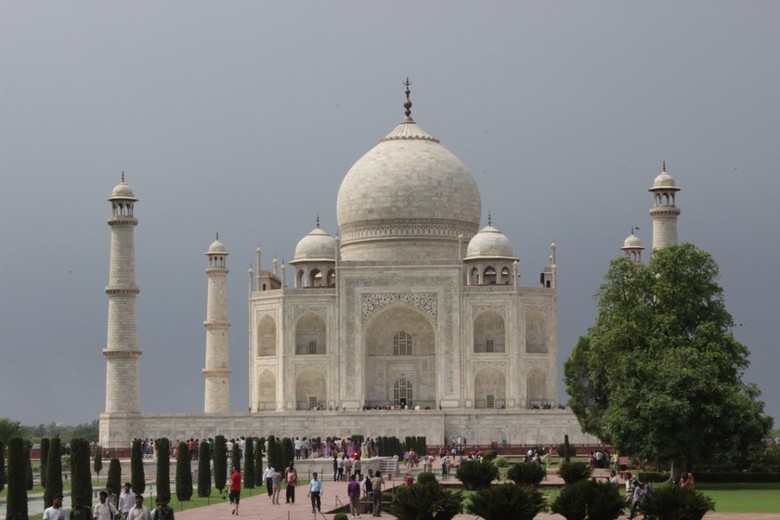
[118,482,136,520]
[127,495,151,520]
[94,490,120,520]
[263,466,274,498]
[43,493,66,520]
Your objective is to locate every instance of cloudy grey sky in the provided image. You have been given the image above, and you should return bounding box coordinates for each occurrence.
[1,2,778,427]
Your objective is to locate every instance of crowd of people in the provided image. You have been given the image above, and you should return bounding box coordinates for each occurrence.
[43,482,175,520]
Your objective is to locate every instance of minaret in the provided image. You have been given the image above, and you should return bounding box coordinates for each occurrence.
[101,175,142,446]
[203,234,232,413]
[649,162,681,250]
[622,227,645,266]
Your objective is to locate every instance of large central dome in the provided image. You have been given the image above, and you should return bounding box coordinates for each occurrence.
[337,96,481,262]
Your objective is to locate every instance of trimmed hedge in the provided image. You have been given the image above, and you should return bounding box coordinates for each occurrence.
[693,472,780,483]
[507,462,546,487]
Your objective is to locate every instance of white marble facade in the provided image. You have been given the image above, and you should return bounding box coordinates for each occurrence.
[248,95,559,415]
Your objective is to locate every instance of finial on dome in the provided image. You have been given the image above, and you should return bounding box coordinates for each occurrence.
[488,211,492,226]
[403,77,413,119]
[316,213,320,229]
[662,160,666,172]
[121,171,125,182]
[216,232,219,240]
[631,225,639,235]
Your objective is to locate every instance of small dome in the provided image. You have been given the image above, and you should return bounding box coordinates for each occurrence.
[109,181,137,200]
[465,225,514,259]
[293,227,336,261]
[622,234,644,250]
[208,239,227,255]
[651,165,680,191]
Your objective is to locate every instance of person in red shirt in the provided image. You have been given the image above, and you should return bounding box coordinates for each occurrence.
[229,466,242,515]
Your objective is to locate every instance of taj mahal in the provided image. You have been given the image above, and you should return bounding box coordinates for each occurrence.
[99,84,680,449]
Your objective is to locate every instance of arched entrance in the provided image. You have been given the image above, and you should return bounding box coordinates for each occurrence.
[364,304,436,408]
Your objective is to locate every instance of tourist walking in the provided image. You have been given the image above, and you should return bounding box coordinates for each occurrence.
[307,472,324,513]
[347,474,361,518]
[94,491,119,520]
[371,470,385,517]
[229,466,242,514]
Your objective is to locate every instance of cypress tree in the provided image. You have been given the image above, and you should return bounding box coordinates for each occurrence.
[130,439,145,495]
[231,442,241,473]
[197,440,212,497]
[93,445,103,485]
[70,438,93,508]
[6,437,28,520]
[39,437,49,489]
[0,440,5,493]
[175,441,193,501]
[243,437,255,488]
[253,437,264,486]
[107,458,122,496]
[213,435,227,493]
[25,441,34,491]
[281,438,294,470]
[267,435,281,473]
[156,438,171,503]
[44,437,63,508]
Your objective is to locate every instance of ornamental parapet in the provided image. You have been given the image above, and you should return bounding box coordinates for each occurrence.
[107,217,138,226]
[649,206,681,215]
[202,368,232,376]
[203,321,231,329]
[206,267,229,275]
[340,218,477,244]
[102,349,142,358]
[105,287,140,295]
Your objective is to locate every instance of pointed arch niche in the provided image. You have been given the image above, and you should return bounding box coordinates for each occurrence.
[295,369,327,410]
[525,310,548,353]
[256,370,276,411]
[364,304,436,408]
[256,315,276,357]
[526,367,547,407]
[474,368,505,409]
[295,312,327,354]
[473,310,505,353]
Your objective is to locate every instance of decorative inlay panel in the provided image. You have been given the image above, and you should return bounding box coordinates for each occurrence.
[361,292,437,324]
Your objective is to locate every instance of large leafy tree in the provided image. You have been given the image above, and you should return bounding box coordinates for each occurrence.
[565,244,773,478]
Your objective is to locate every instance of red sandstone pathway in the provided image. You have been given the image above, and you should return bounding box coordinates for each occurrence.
[174,490,778,520]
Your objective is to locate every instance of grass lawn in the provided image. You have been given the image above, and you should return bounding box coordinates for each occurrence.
[695,483,780,513]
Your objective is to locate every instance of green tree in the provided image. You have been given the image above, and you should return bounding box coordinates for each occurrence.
[197,441,212,498]
[466,483,546,520]
[0,440,5,493]
[130,439,145,495]
[70,438,93,508]
[39,437,49,489]
[281,437,294,470]
[266,435,282,474]
[156,438,171,502]
[213,435,227,494]
[455,460,498,490]
[93,445,103,485]
[506,462,546,487]
[44,437,63,508]
[243,437,255,488]
[24,442,33,491]
[107,458,122,496]
[0,418,23,444]
[6,437,29,520]
[551,479,624,520]
[231,442,241,473]
[253,437,264,486]
[175,441,193,501]
[565,245,773,479]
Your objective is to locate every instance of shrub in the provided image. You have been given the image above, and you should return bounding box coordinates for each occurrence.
[495,456,509,468]
[558,442,575,462]
[214,435,227,493]
[281,437,294,470]
[0,440,5,493]
[417,471,437,484]
[389,480,463,520]
[558,462,591,484]
[107,458,122,496]
[44,437,63,508]
[507,462,546,487]
[70,438,93,508]
[25,442,33,490]
[197,441,212,498]
[131,439,145,495]
[638,471,669,483]
[156,438,171,502]
[93,445,103,483]
[551,479,624,520]
[333,514,349,520]
[253,437,265,485]
[455,460,498,490]
[466,483,547,520]
[483,449,498,462]
[176,441,193,501]
[231,442,241,473]
[6,437,28,520]
[639,485,715,520]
